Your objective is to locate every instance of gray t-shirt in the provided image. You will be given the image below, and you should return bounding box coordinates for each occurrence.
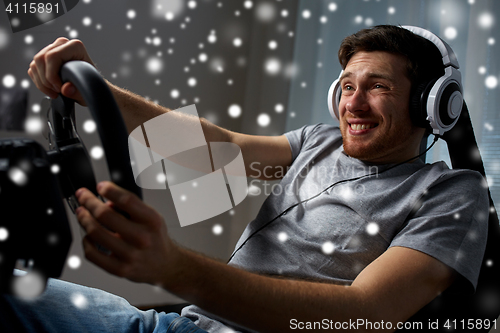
[182,123,489,332]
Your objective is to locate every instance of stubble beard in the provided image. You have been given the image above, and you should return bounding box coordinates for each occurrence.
[341,124,419,163]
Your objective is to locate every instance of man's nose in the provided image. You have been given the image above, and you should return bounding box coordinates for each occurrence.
[345,90,369,113]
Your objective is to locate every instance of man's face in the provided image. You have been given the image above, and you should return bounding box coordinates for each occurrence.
[338,51,425,164]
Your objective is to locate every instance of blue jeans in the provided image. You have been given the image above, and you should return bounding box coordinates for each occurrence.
[0,274,208,333]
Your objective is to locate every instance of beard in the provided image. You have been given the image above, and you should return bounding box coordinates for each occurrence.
[340,122,421,164]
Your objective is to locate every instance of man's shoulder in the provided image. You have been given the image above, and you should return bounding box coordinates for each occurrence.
[295,123,342,147]
[304,123,341,137]
[287,123,340,137]
[419,160,486,194]
[285,123,342,161]
[423,160,484,179]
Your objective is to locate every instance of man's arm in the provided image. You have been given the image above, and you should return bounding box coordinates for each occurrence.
[29,38,292,179]
[76,181,456,333]
[106,83,292,179]
[167,246,455,332]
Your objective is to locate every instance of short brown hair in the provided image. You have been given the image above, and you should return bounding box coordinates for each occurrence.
[338,25,444,87]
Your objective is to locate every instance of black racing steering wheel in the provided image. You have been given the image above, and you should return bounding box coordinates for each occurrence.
[49,60,141,201]
[0,60,141,294]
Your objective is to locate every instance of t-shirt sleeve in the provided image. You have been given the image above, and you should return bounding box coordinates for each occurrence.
[389,170,489,294]
[284,123,338,162]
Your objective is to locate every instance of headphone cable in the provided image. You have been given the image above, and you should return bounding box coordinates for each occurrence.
[227,134,440,263]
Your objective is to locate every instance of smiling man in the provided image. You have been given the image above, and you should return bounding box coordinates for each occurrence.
[0,25,489,333]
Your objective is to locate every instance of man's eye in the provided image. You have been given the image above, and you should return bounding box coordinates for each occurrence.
[374,84,385,89]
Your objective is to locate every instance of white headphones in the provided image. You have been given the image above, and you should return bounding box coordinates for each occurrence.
[327,25,463,136]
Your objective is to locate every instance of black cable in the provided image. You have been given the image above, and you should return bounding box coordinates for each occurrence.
[227,134,440,263]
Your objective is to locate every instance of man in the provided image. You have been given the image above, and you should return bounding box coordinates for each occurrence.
[2,25,488,332]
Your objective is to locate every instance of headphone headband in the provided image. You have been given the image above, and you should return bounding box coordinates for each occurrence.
[402,26,460,69]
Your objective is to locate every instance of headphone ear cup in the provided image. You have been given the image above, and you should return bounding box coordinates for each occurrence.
[410,75,463,134]
[327,78,342,120]
[409,79,437,130]
[437,81,463,128]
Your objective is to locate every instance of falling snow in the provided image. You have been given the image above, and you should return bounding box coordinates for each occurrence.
[277,232,288,242]
[51,164,60,174]
[127,10,136,19]
[212,224,223,235]
[12,271,45,298]
[0,27,10,50]
[156,172,167,183]
[366,222,379,235]
[322,241,335,255]
[24,35,34,44]
[233,37,242,47]
[0,0,499,307]
[2,74,15,88]
[170,89,180,98]
[257,113,271,127]
[83,120,97,133]
[8,167,28,186]
[0,227,8,241]
[82,17,92,26]
[478,12,494,29]
[255,2,276,23]
[228,104,242,118]
[248,184,261,196]
[444,27,457,40]
[69,29,78,38]
[146,57,164,74]
[68,255,82,269]
[72,293,89,309]
[207,32,217,43]
[264,58,281,75]
[485,76,498,89]
[90,146,104,160]
[32,104,41,113]
[198,53,208,62]
[25,117,43,134]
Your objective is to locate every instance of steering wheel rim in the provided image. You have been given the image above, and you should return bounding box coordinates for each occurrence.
[53,60,142,199]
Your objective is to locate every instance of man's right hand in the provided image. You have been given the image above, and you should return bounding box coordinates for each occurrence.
[28,37,96,106]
